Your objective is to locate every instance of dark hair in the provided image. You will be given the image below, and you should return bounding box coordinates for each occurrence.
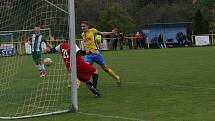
[81,20,89,25]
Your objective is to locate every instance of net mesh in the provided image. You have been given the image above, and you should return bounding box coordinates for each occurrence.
[0,0,72,119]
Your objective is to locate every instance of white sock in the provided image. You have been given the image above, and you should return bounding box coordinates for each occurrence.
[40,64,45,73]
[37,65,41,72]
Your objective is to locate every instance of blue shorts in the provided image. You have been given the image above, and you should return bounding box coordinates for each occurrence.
[84,52,106,65]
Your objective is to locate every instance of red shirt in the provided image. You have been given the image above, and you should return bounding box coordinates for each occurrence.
[58,42,85,71]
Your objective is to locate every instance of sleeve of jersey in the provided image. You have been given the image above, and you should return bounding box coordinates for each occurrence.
[76,44,88,56]
[75,44,80,53]
[91,28,99,34]
[55,44,61,52]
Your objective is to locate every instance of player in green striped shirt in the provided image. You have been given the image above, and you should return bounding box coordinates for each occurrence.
[30,27,47,77]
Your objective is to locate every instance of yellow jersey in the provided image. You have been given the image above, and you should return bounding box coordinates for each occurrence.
[81,28,99,53]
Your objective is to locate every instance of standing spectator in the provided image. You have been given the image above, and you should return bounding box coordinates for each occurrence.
[50,34,58,50]
[127,35,133,49]
[112,28,119,51]
[80,21,121,86]
[140,32,146,49]
[135,32,142,49]
[119,32,124,50]
[23,32,31,54]
[151,34,159,48]
[158,33,166,48]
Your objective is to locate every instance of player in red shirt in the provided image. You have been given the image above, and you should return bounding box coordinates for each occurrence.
[55,33,100,97]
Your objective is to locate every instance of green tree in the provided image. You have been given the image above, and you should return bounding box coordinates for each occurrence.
[98,5,135,32]
[212,5,215,30]
[193,9,209,34]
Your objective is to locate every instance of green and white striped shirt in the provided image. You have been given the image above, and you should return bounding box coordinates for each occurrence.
[31,34,44,52]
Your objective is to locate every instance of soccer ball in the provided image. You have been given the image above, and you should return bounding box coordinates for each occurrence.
[43,57,52,66]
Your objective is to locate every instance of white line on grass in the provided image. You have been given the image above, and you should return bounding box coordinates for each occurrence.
[126,81,215,90]
[78,112,145,121]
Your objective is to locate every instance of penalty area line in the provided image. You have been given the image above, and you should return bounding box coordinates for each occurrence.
[77,112,145,121]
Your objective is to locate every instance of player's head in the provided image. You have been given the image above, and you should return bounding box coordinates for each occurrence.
[81,21,89,32]
[34,27,41,36]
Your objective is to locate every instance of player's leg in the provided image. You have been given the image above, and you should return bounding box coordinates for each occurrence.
[77,60,100,96]
[94,53,121,86]
[66,64,81,88]
[92,69,98,89]
[101,64,121,86]
[39,59,46,77]
[33,52,46,77]
[85,80,100,97]
[38,52,46,77]
[76,79,81,89]
[78,76,100,97]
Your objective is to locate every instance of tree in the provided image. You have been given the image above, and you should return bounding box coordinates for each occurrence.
[212,4,215,30]
[194,0,215,30]
[135,1,194,25]
[98,4,135,32]
[193,9,209,34]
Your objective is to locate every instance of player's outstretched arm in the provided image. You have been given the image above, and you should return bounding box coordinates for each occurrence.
[98,28,118,36]
[99,31,113,36]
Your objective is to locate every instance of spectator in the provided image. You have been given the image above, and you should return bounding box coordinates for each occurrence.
[112,28,119,51]
[128,34,133,49]
[158,33,166,48]
[151,34,159,48]
[135,32,142,49]
[140,32,146,49]
[119,32,124,50]
[176,32,185,47]
[22,32,31,54]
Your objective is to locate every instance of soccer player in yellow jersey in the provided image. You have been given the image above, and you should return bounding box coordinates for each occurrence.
[81,21,121,86]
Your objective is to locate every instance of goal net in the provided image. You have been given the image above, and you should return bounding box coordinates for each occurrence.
[0,0,76,119]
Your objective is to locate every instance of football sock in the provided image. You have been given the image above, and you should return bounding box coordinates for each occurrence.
[92,73,98,88]
[76,79,81,88]
[107,68,119,80]
[41,64,45,72]
[37,64,46,74]
[86,82,100,97]
[86,82,93,87]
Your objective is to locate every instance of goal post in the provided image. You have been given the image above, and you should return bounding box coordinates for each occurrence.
[68,0,78,112]
[0,0,77,119]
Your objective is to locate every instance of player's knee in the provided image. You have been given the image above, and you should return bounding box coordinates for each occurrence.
[101,65,109,72]
[94,69,98,74]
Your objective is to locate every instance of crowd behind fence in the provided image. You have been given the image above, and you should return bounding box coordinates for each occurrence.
[0,31,215,56]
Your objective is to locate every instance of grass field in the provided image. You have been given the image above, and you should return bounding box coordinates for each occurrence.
[0,46,215,121]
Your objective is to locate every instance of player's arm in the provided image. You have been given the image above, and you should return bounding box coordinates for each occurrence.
[55,44,61,52]
[97,28,119,36]
[98,31,113,36]
[76,44,91,56]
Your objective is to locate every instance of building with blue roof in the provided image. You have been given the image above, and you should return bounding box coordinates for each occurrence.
[142,22,192,44]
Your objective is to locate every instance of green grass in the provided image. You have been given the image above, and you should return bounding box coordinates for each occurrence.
[1,46,215,121]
